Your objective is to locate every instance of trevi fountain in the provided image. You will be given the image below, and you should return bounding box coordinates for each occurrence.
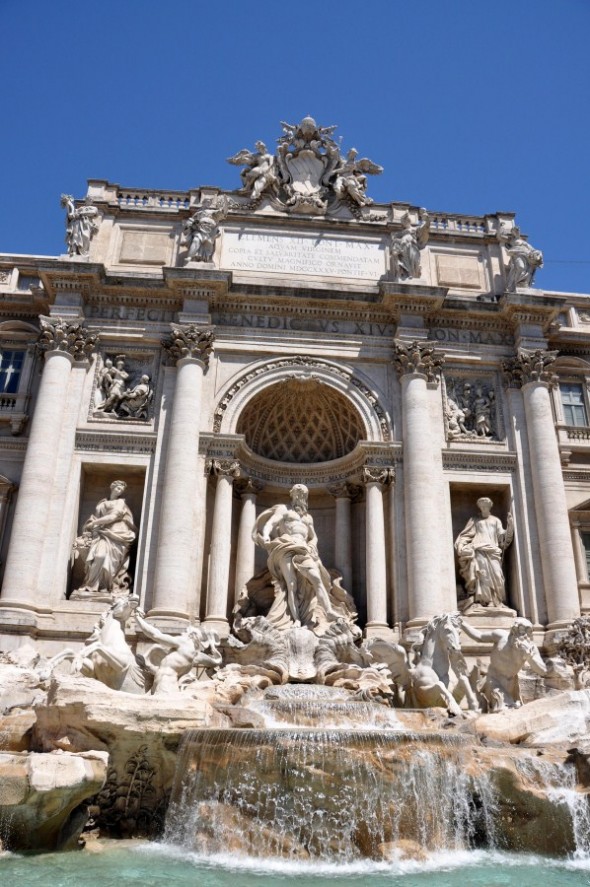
[2,118,590,885]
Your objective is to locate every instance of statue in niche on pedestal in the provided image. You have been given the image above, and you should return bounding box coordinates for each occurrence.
[455,497,513,611]
[251,484,356,633]
[70,480,137,601]
[389,209,430,280]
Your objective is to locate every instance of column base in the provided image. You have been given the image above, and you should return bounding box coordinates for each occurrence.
[544,619,577,651]
[145,609,192,633]
[364,621,396,641]
[202,616,230,638]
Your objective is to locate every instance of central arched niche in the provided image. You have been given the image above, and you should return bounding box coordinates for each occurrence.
[236,378,365,464]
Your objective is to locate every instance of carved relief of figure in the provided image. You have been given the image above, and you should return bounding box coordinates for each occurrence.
[72,480,137,599]
[95,356,129,414]
[252,484,352,632]
[183,196,228,263]
[500,225,544,291]
[117,374,153,420]
[390,209,430,280]
[445,378,498,441]
[461,617,551,710]
[473,386,493,437]
[331,148,383,207]
[455,497,513,609]
[446,396,470,438]
[135,610,222,694]
[227,141,279,201]
[60,194,99,256]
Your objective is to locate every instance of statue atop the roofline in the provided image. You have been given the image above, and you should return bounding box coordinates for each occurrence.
[227,116,382,215]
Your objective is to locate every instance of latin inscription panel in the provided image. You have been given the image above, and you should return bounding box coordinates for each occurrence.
[220,228,387,280]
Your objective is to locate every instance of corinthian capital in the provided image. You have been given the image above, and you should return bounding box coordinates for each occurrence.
[502,348,559,388]
[362,466,395,486]
[393,340,444,384]
[163,323,215,367]
[207,458,242,479]
[37,316,99,360]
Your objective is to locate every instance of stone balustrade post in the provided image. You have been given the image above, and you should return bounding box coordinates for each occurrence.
[205,459,241,634]
[503,349,580,629]
[150,324,215,622]
[1,317,98,608]
[234,478,263,603]
[393,340,446,623]
[363,466,392,634]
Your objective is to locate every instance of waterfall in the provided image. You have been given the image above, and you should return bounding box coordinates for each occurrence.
[164,728,497,861]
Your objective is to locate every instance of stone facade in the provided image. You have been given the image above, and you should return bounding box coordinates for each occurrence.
[0,117,589,655]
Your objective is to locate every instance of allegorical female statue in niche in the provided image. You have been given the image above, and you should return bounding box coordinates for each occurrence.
[454,497,513,610]
[71,480,137,601]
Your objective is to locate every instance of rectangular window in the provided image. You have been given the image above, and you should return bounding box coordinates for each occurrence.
[561,382,588,427]
[0,350,24,394]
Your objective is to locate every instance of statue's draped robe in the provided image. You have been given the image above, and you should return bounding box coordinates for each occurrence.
[455,514,506,606]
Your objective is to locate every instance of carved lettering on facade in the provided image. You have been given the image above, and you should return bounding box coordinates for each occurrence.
[429,328,514,347]
[220,230,386,280]
[212,312,395,337]
[88,305,176,323]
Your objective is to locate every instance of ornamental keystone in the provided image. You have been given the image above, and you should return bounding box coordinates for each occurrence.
[163,324,215,367]
[37,316,99,360]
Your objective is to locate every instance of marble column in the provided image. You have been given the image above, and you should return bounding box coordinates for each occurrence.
[393,340,446,623]
[504,349,580,628]
[328,482,357,593]
[234,478,262,603]
[363,466,391,633]
[1,317,98,608]
[205,459,241,634]
[150,324,215,621]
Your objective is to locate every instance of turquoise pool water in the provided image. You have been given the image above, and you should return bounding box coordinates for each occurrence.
[3,845,590,887]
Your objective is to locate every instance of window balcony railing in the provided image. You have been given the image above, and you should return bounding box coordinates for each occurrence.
[564,425,590,441]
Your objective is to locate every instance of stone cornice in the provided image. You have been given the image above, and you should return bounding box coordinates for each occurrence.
[198,437,401,489]
[379,280,447,315]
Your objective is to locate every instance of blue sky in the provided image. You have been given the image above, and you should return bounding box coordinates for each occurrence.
[2,0,589,293]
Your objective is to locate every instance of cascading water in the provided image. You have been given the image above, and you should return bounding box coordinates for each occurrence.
[163,687,498,861]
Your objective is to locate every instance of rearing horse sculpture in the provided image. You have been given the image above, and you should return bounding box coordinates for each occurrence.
[47,596,146,694]
[411,612,478,714]
[365,612,479,715]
